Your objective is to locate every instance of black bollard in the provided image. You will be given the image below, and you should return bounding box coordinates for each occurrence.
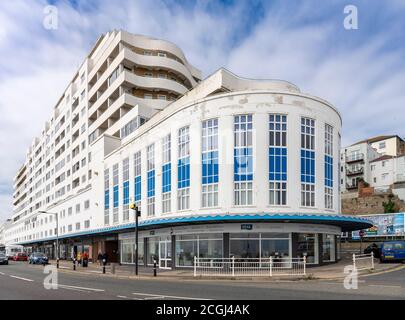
[102,259,106,274]
[57,258,59,269]
[153,260,157,277]
[73,259,76,271]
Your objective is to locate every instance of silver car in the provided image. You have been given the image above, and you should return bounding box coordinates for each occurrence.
[0,252,8,265]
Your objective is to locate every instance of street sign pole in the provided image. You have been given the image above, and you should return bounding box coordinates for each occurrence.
[135,206,139,276]
[130,202,140,276]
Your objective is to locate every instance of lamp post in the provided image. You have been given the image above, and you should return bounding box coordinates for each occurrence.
[129,202,141,276]
[39,211,59,268]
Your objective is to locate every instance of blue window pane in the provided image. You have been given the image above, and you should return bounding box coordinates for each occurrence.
[104,190,110,210]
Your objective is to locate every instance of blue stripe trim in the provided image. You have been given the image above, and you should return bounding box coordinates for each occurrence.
[16,213,373,245]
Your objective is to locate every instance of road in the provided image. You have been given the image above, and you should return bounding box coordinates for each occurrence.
[0,261,404,300]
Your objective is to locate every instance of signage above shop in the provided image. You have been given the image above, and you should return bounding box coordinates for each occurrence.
[241,224,253,231]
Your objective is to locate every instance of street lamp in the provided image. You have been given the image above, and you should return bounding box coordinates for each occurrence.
[129,202,141,276]
[39,211,59,268]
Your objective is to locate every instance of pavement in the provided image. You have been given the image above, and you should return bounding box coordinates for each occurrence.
[1,260,405,300]
[47,254,403,281]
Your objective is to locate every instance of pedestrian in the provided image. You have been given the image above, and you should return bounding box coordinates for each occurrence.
[102,252,108,266]
[77,251,82,266]
[97,252,103,266]
[82,251,89,267]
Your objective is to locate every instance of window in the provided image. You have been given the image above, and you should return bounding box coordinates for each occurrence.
[325,124,334,209]
[113,163,119,223]
[84,220,90,229]
[162,134,171,213]
[178,127,190,210]
[76,223,80,231]
[234,115,253,206]
[76,203,80,214]
[269,114,287,205]
[134,151,141,208]
[84,200,90,210]
[104,168,110,225]
[108,67,119,86]
[379,142,386,149]
[147,144,155,216]
[144,93,153,99]
[301,118,315,207]
[123,158,130,222]
[202,119,219,207]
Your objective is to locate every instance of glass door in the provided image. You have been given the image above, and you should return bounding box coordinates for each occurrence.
[159,240,172,269]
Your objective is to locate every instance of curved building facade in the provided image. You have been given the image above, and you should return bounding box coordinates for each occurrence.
[7,31,370,268]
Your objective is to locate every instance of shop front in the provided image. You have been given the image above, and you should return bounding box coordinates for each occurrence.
[118,222,344,269]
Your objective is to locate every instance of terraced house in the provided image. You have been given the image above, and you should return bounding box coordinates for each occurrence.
[6,30,370,268]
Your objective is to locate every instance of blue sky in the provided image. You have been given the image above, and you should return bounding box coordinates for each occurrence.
[0,0,405,222]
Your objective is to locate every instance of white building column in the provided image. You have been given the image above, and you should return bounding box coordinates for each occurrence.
[219,115,234,210]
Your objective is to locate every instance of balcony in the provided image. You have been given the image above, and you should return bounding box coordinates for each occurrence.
[346,167,364,176]
[346,153,364,163]
[346,183,358,190]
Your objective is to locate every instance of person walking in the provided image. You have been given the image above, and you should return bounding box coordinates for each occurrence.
[97,252,103,266]
[77,251,82,266]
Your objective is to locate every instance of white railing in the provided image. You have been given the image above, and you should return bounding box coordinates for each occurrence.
[353,253,375,271]
[193,256,306,277]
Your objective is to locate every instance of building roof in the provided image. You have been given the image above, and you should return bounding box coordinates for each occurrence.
[351,135,401,147]
[369,155,395,163]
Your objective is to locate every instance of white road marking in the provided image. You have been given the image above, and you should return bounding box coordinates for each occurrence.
[57,284,105,292]
[0,272,5,276]
[368,284,402,289]
[9,275,34,282]
[132,292,211,300]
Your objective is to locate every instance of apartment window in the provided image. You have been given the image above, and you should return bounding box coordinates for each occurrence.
[84,220,90,229]
[84,200,90,210]
[123,158,130,222]
[144,72,153,77]
[134,151,142,208]
[104,168,110,225]
[147,144,155,216]
[80,90,85,101]
[68,207,73,216]
[202,119,219,207]
[325,124,334,209]
[234,115,253,206]
[269,114,287,206]
[178,126,190,210]
[68,225,72,232]
[301,118,315,207]
[144,93,153,99]
[158,95,167,100]
[162,134,171,213]
[108,67,120,86]
[379,142,386,149]
[76,223,81,231]
[112,163,119,223]
[76,203,80,214]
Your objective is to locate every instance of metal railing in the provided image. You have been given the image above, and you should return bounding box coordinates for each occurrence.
[352,253,375,271]
[193,256,306,277]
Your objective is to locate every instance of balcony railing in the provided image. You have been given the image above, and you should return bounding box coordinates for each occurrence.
[346,183,358,190]
[346,167,364,176]
[346,153,364,163]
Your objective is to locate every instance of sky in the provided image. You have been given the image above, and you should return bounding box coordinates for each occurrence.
[0,0,405,222]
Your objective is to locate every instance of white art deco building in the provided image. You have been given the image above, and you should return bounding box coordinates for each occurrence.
[6,30,370,268]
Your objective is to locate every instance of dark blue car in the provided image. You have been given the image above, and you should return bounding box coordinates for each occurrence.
[29,252,49,265]
[380,241,405,263]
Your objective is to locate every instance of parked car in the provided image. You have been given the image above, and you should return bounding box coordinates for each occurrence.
[12,252,28,262]
[0,253,8,265]
[28,252,49,265]
[363,243,381,258]
[380,241,405,263]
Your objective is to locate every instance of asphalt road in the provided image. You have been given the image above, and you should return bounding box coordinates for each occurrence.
[0,261,404,300]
